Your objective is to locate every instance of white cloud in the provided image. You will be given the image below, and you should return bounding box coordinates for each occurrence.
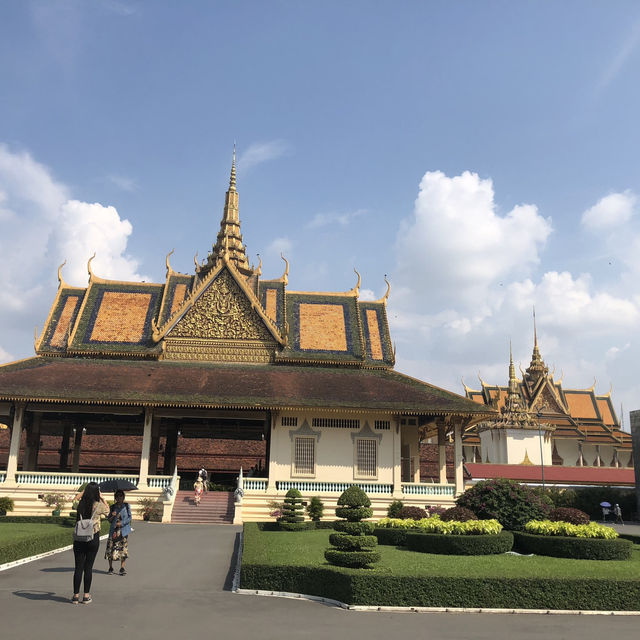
[581,191,636,230]
[266,237,292,258]
[359,288,376,301]
[308,209,367,229]
[0,144,145,356]
[107,174,138,192]
[238,140,291,173]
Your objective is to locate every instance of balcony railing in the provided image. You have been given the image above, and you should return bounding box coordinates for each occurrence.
[15,472,140,486]
[243,478,268,492]
[275,481,393,494]
[401,483,455,496]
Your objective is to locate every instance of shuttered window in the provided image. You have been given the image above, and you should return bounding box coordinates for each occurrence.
[356,439,377,477]
[294,437,315,475]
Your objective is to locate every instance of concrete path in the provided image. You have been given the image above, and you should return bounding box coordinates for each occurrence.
[1,522,637,640]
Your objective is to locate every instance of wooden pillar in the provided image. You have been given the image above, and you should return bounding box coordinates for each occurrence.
[148,416,160,475]
[138,408,153,487]
[438,422,448,485]
[59,419,72,470]
[454,421,464,496]
[24,412,42,471]
[71,423,84,473]
[6,403,25,482]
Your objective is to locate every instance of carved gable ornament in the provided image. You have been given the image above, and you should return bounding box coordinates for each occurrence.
[164,268,277,362]
[530,383,565,416]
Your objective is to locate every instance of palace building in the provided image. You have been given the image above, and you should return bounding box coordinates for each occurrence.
[461,327,635,488]
[0,155,493,522]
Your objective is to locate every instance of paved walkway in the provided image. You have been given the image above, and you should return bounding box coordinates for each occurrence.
[1,523,637,640]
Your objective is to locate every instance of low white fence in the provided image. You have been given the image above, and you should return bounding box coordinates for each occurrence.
[401,482,455,496]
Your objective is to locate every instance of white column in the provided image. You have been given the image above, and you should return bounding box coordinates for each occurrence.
[5,403,25,483]
[138,407,153,487]
[438,422,447,485]
[454,421,464,496]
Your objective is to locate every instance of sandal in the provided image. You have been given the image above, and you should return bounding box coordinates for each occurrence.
[82,596,92,604]
[107,567,114,574]
[119,568,127,576]
[71,595,79,604]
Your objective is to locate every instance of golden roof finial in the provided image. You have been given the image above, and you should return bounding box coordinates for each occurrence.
[256,254,262,277]
[375,274,391,304]
[87,253,96,280]
[280,253,289,285]
[587,377,597,392]
[57,260,67,289]
[348,268,361,296]
[166,249,175,277]
[230,143,237,191]
[526,306,548,383]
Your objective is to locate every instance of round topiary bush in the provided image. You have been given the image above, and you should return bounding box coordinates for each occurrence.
[325,486,380,568]
[387,499,404,518]
[397,506,428,520]
[513,531,632,560]
[548,507,589,525]
[441,506,477,522]
[279,488,307,531]
[455,478,550,531]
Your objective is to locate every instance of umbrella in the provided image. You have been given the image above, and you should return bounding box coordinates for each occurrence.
[99,479,138,492]
[600,501,611,508]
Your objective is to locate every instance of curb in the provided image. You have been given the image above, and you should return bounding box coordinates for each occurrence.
[0,535,108,572]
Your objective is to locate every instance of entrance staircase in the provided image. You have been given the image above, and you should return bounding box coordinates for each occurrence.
[170,490,235,524]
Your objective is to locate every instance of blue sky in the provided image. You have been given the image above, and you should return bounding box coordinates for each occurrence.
[1,1,640,426]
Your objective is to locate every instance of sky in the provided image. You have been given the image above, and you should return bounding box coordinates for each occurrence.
[1,1,640,429]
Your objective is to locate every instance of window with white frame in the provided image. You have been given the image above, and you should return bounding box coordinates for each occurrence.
[355,438,377,478]
[293,437,315,475]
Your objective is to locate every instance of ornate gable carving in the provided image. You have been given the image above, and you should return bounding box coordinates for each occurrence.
[530,382,566,415]
[170,269,272,341]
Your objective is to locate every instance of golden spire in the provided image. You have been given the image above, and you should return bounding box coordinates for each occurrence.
[229,143,237,191]
[525,307,548,383]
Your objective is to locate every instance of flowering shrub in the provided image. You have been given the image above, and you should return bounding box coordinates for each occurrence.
[377,516,502,536]
[525,520,618,539]
[397,506,428,520]
[456,478,550,530]
[267,500,284,520]
[441,506,477,522]
[548,507,589,525]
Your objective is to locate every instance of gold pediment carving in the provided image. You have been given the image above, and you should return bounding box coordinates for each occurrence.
[168,269,274,342]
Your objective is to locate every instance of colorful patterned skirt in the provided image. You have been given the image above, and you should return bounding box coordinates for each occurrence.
[105,534,129,561]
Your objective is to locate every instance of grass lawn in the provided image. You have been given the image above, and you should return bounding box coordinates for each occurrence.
[0,522,72,544]
[242,527,640,579]
[241,524,640,609]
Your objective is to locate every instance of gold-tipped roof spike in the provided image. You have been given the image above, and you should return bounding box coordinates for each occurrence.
[587,377,597,392]
[525,306,548,383]
[87,254,96,280]
[375,275,391,304]
[165,249,175,277]
[256,254,262,277]
[57,260,67,289]
[347,268,361,296]
[606,383,613,397]
[279,253,290,285]
[478,372,487,387]
[229,143,237,191]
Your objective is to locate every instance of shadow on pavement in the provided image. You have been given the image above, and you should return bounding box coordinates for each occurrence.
[40,567,111,575]
[223,531,241,591]
[13,590,70,604]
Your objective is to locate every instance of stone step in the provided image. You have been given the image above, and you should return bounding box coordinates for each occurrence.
[171,491,234,524]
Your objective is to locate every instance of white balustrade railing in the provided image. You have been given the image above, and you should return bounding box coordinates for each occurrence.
[147,475,173,489]
[243,478,267,491]
[401,483,455,496]
[14,472,140,487]
[275,481,393,494]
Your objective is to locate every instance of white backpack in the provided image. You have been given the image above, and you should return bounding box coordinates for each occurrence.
[73,506,96,542]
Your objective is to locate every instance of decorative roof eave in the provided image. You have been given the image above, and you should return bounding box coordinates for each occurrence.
[273,355,391,369]
[64,349,161,359]
[0,393,497,418]
[35,265,67,353]
[151,253,284,345]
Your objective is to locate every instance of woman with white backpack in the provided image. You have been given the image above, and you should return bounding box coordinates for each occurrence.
[72,483,109,604]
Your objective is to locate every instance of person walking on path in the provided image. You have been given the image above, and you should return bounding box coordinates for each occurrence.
[105,490,132,576]
[614,503,624,524]
[193,478,204,506]
[72,482,109,604]
[198,466,208,493]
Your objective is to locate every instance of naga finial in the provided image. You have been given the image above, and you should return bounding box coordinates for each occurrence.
[87,253,96,280]
[165,249,175,277]
[256,254,262,277]
[349,268,361,296]
[280,253,289,285]
[193,252,200,273]
[57,260,67,288]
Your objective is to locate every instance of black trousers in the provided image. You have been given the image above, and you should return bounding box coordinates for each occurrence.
[73,533,100,594]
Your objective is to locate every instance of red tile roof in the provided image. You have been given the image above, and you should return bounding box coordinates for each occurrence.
[466,463,634,486]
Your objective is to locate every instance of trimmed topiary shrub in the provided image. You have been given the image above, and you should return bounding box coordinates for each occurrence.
[387,500,404,518]
[0,496,15,515]
[456,478,549,530]
[397,506,428,520]
[306,496,324,522]
[441,506,477,522]
[513,531,632,560]
[280,488,307,531]
[325,486,380,568]
[374,527,408,546]
[548,507,589,525]
[405,530,514,555]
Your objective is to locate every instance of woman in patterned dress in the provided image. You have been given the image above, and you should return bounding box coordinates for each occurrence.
[105,490,132,576]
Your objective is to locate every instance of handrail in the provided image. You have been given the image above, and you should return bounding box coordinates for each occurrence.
[15,471,140,486]
[275,481,393,494]
[401,483,455,496]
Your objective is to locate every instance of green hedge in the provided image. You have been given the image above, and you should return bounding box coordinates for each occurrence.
[0,516,74,526]
[374,527,408,546]
[0,521,109,565]
[240,564,640,610]
[513,531,633,560]
[328,534,377,551]
[256,521,335,532]
[405,530,514,555]
[323,550,381,568]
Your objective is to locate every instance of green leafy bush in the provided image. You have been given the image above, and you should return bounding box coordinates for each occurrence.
[513,531,632,560]
[325,486,379,568]
[441,506,477,522]
[377,516,502,535]
[280,489,305,531]
[374,527,408,546]
[0,497,15,514]
[456,478,549,530]
[540,486,636,520]
[525,520,617,539]
[306,496,324,522]
[548,507,590,525]
[405,530,514,555]
[386,500,404,518]
[397,506,427,520]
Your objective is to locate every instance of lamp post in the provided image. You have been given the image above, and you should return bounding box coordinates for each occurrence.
[536,410,546,490]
